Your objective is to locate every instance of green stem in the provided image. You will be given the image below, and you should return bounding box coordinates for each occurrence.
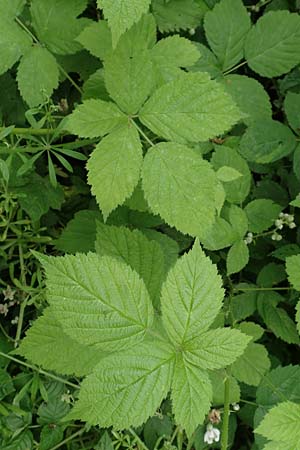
[48,428,85,450]
[131,120,154,147]
[0,351,80,389]
[57,63,83,95]
[0,127,59,136]
[129,428,150,450]
[221,374,230,450]
[234,287,292,292]
[177,428,183,450]
[223,60,247,76]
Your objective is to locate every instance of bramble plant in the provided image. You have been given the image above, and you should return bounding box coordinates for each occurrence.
[0,0,300,449]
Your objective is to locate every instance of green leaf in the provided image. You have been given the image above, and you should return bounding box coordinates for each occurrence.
[200,217,239,251]
[39,425,64,450]
[95,223,165,306]
[185,328,251,370]
[17,308,102,376]
[139,72,242,143]
[1,431,33,450]
[161,242,224,346]
[222,75,272,125]
[0,369,14,400]
[36,252,154,352]
[82,68,109,101]
[227,240,249,275]
[294,145,300,181]
[38,397,70,424]
[286,255,300,291]
[31,0,89,55]
[142,229,179,272]
[231,342,270,386]
[171,355,212,438]
[257,263,286,288]
[66,99,127,138]
[0,15,31,75]
[151,36,199,68]
[69,340,174,428]
[230,292,257,322]
[87,125,142,220]
[17,46,59,107]
[210,370,240,405]
[104,48,154,114]
[296,301,300,335]
[256,401,300,446]
[188,43,222,79]
[239,119,296,164]
[152,0,207,33]
[229,204,249,239]
[216,166,242,182]
[211,145,251,204]
[99,0,151,47]
[284,92,300,134]
[244,199,282,233]
[77,20,112,60]
[237,321,264,342]
[290,193,300,208]
[204,0,250,71]
[142,142,220,237]
[245,11,300,77]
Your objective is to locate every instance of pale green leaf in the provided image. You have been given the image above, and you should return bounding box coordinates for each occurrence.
[286,255,300,291]
[95,223,165,306]
[17,46,59,107]
[76,21,112,60]
[231,342,270,386]
[290,193,300,208]
[211,145,251,204]
[185,328,251,370]
[161,242,224,346]
[87,125,142,220]
[31,0,89,55]
[139,72,242,143]
[151,35,200,68]
[237,321,264,342]
[222,75,272,125]
[142,142,220,237]
[152,0,207,33]
[239,119,297,164]
[0,16,31,75]
[204,0,250,71]
[244,199,282,233]
[262,441,298,450]
[36,252,154,352]
[1,0,26,18]
[284,92,300,134]
[256,401,300,445]
[171,356,212,438]
[69,340,174,428]
[104,48,154,114]
[245,11,300,77]
[66,99,127,138]
[99,0,151,47]
[228,204,249,239]
[217,166,242,182]
[227,240,249,275]
[17,308,102,376]
[200,217,239,251]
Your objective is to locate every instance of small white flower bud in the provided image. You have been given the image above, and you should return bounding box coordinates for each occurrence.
[275,219,283,229]
[276,234,282,241]
[232,403,240,411]
[279,212,285,218]
[289,222,296,229]
[271,233,277,240]
[287,214,294,223]
[189,28,195,35]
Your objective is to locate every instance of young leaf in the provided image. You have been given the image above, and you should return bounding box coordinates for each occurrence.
[95,223,165,306]
[161,242,224,346]
[244,199,282,233]
[66,99,127,138]
[69,340,174,428]
[227,240,249,275]
[171,356,212,438]
[142,142,220,237]
[35,252,154,352]
[139,72,242,143]
[284,92,300,134]
[245,11,300,78]
[31,0,89,55]
[98,0,151,48]
[286,255,300,291]
[17,308,103,376]
[239,119,297,164]
[87,125,142,220]
[204,0,250,71]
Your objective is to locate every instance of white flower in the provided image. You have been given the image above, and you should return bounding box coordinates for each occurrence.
[244,232,253,245]
[232,403,240,411]
[204,424,221,445]
[289,222,296,229]
[275,219,283,229]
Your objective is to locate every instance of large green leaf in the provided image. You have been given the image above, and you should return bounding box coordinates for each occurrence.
[139,72,242,143]
[31,0,89,55]
[87,125,142,220]
[76,20,112,60]
[95,223,165,306]
[286,254,300,291]
[245,11,300,78]
[204,0,250,71]
[171,355,212,438]
[69,340,174,428]
[161,243,224,346]
[231,342,270,386]
[152,0,207,33]
[142,142,220,237]
[188,42,222,79]
[36,252,154,352]
[98,0,151,47]
[66,99,127,138]
[17,46,59,107]
[17,308,102,376]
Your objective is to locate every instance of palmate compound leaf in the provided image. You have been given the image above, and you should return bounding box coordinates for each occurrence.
[139,72,242,143]
[204,0,251,71]
[95,223,165,307]
[68,339,175,428]
[142,142,222,238]
[17,308,103,377]
[34,252,154,352]
[87,124,143,220]
[245,11,300,78]
[98,0,151,48]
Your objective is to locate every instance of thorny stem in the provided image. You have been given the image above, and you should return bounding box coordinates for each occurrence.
[221,373,231,450]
